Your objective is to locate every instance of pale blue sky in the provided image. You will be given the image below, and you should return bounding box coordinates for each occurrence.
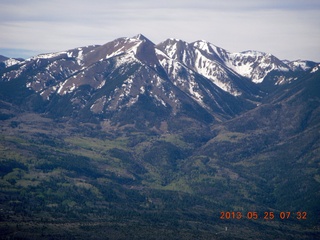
[1,0,319,61]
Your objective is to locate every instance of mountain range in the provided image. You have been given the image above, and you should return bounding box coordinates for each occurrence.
[1,34,318,125]
[0,34,319,239]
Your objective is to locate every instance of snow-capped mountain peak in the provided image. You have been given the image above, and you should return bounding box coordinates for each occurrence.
[192,40,221,55]
[131,33,150,42]
[286,60,318,72]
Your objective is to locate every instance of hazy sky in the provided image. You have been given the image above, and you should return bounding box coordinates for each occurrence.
[1,0,319,61]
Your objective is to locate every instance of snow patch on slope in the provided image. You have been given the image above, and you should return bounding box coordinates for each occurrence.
[311,64,320,73]
[3,58,22,67]
[33,52,66,60]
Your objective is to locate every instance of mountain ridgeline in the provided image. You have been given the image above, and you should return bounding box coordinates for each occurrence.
[0,34,319,239]
[1,34,318,126]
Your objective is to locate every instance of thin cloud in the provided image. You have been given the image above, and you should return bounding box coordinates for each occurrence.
[0,0,319,61]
